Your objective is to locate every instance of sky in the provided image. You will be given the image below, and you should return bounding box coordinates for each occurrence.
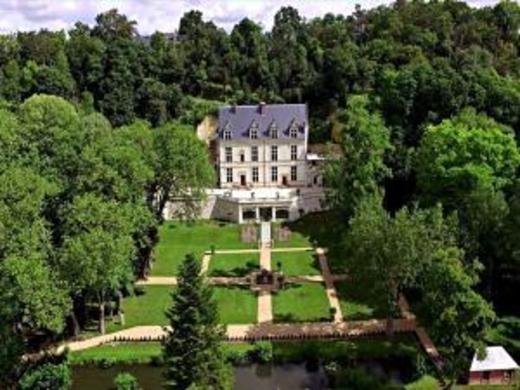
[0,0,501,34]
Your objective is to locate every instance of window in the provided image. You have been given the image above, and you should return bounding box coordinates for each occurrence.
[271,166,278,182]
[251,146,258,162]
[276,209,289,219]
[271,145,278,161]
[223,129,232,140]
[290,121,298,138]
[252,167,259,183]
[249,121,259,139]
[240,151,245,162]
[291,166,297,181]
[226,168,233,183]
[291,145,297,161]
[225,147,232,162]
[242,209,256,220]
[270,122,278,139]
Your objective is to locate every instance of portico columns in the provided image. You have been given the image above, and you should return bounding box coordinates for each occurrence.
[255,207,260,223]
[238,204,243,224]
[272,206,277,222]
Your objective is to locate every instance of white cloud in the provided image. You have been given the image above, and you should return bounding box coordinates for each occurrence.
[0,0,501,35]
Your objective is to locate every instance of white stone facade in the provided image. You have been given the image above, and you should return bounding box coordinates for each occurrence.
[218,138,308,188]
[165,103,326,224]
[164,187,325,224]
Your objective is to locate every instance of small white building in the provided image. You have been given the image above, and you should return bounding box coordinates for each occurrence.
[469,346,518,385]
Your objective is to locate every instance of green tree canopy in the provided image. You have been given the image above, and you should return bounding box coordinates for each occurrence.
[19,360,72,390]
[163,254,231,390]
[151,122,215,220]
[58,194,135,334]
[419,248,495,382]
[416,109,520,208]
[344,195,456,324]
[18,94,82,185]
[0,167,70,383]
[325,95,391,218]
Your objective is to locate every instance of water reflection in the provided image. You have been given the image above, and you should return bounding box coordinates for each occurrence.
[234,364,328,390]
[72,363,328,390]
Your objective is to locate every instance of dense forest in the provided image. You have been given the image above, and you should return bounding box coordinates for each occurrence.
[1,0,520,387]
[0,1,519,206]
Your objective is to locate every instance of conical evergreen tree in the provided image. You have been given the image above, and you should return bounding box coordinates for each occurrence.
[162,253,231,390]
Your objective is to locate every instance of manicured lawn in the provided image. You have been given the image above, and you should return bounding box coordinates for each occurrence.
[70,342,162,364]
[272,283,331,323]
[335,281,390,321]
[271,251,321,276]
[277,211,347,249]
[153,221,256,276]
[69,336,420,366]
[273,224,313,248]
[208,253,259,277]
[214,286,257,324]
[106,285,257,331]
[107,286,173,332]
[70,342,258,365]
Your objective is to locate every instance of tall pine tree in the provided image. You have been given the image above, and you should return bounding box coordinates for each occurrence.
[162,254,231,390]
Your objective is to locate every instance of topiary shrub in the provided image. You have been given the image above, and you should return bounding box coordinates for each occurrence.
[253,341,273,363]
[114,372,140,390]
[226,349,250,365]
[97,357,116,369]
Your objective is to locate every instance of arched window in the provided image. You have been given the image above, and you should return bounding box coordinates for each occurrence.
[289,121,299,138]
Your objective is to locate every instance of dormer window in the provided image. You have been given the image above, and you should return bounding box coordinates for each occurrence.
[223,122,232,140]
[289,120,299,138]
[269,121,278,139]
[249,122,258,139]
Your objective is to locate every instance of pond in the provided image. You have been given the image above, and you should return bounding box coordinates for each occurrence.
[72,363,328,390]
[71,358,414,390]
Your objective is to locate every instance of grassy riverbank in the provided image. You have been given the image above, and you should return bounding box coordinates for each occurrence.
[70,335,419,365]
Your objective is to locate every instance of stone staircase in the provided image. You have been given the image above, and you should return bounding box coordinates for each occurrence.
[260,221,271,246]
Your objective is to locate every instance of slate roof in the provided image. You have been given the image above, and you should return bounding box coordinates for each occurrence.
[470,346,519,372]
[217,103,307,140]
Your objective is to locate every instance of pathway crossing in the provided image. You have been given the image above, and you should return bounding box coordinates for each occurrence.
[59,236,444,371]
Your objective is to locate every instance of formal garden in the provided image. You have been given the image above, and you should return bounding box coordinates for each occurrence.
[63,215,489,389]
[65,211,489,390]
[152,221,257,276]
[102,218,392,331]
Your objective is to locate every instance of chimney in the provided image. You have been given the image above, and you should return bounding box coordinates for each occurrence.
[258,101,266,114]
